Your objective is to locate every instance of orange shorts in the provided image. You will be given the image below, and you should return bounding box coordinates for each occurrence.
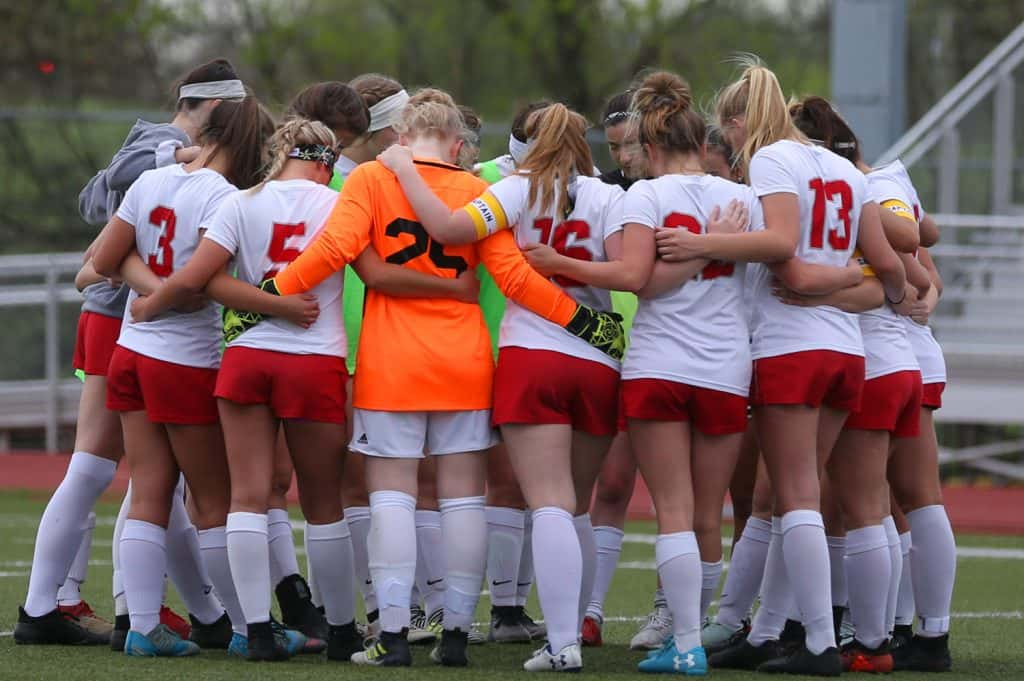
[844,370,922,438]
[620,378,748,436]
[72,311,122,376]
[106,346,219,425]
[751,350,864,411]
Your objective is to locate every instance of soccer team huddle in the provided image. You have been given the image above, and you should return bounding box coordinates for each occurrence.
[13,54,958,676]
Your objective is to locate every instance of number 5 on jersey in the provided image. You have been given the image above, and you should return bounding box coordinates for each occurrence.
[263,222,306,280]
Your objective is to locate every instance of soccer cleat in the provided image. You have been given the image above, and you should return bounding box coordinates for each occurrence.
[517,606,547,640]
[110,614,130,651]
[757,646,842,676]
[276,573,328,641]
[351,629,413,666]
[631,606,674,650]
[124,623,200,657]
[841,639,894,673]
[160,605,191,640]
[489,605,532,643]
[468,626,487,645]
[271,616,323,654]
[523,642,583,672]
[638,639,708,675]
[430,628,469,667]
[778,618,807,656]
[227,631,249,658]
[327,621,365,661]
[407,604,437,644]
[892,633,952,672]
[708,639,781,670]
[57,601,112,641]
[701,618,746,653]
[188,612,232,649]
[890,624,913,652]
[244,622,291,662]
[14,606,107,645]
[581,615,603,647]
[839,611,857,648]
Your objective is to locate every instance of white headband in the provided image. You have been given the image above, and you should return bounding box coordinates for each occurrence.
[508,134,533,166]
[368,89,410,132]
[178,79,246,101]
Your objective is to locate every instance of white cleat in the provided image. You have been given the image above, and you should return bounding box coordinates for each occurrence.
[701,618,742,649]
[630,606,674,650]
[523,642,583,672]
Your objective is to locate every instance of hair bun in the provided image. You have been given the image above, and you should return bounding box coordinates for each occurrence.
[635,71,692,114]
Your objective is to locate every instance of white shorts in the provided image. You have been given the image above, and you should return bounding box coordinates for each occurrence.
[349,408,499,459]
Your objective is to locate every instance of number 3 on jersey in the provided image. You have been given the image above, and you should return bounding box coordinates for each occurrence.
[532,217,591,287]
[263,222,306,280]
[147,206,176,276]
[808,178,852,250]
[662,213,733,280]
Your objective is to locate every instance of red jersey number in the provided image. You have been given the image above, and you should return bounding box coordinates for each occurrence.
[262,222,306,280]
[662,212,734,280]
[147,206,176,276]
[532,218,592,287]
[809,178,853,251]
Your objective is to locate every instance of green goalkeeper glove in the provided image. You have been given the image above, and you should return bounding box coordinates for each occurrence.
[565,305,625,360]
[222,279,280,343]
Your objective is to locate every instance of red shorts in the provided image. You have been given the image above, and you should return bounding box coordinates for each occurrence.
[922,382,945,410]
[844,370,923,438]
[620,378,749,436]
[72,311,122,376]
[106,346,219,424]
[492,347,619,437]
[751,350,864,411]
[215,346,348,424]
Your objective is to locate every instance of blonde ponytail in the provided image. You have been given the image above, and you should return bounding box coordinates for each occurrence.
[255,118,337,191]
[517,103,593,218]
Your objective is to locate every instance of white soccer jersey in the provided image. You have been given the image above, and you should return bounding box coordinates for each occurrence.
[114,165,234,368]
[746,140,868,360]
[204,179,346,358]
[485,174,623,370]
[621,175,763,397]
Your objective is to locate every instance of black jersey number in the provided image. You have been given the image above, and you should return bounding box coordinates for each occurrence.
[384,218,468,275]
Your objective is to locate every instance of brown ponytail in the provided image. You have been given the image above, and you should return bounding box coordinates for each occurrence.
[518,103,593,218]
[631,70,705,155]
[789,96,861,163]
[285,82,369,140]
[198,95,276,189]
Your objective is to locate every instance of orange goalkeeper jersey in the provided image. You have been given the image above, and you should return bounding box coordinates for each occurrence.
[274,158,578,411]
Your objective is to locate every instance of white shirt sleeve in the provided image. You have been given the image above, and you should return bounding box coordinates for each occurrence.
[746,188,766,233]
[620,180,660,230]
[202,195,241,256]
[114,177,142,226]
[485,174,528,228]
[749,147,798,197]
[602,188,626,240]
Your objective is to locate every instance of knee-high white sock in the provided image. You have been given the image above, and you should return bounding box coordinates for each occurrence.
[827,535,847,607]
[781,511,836,654]
[532,507,581,653]
[586,525,624,621]
[24,452,116,617]
[440,497,487,631]
[415,510,446,618]
[226,512,271,626]
[717,516,771,630]
[165,494,222,625]
[701,559,724,620]
[845,525,890,649]
[307,519,356,626]
[268,508,299,588]
[908,505,955,637]
[345,506,377,616]
[748,517,791,646]
[303,524,321,608]
[198,526,247,636]
[895,532,915,626]
[657,532,702,652]
[111,484,132,617]
[120,519,166,634]
[516,510,536,607]
[486,506,525,608]
[882,516,902,635]
[57,511,96,607]
[368,491,417,633]
[573,513,597,630]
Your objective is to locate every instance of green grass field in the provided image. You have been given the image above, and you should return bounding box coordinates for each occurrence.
[1,488,1022,680]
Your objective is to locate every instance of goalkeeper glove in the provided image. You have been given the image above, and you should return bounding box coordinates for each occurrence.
[221,278,280,343]
[565,305,625,360]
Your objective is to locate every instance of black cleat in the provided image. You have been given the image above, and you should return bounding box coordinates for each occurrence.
[110,613,130,651]
[779,618,807,655]
[514,606,546,640]
[276,574,328,640]
[327,621,364,661]
[758,645,842,676]
[188,611,233,649]
[891,623,913,651]
[351,629,413,666]
[13,606,106,645]
[430,627,469,666]
[892,633,952,672]
[247,621,291,662]
[832,606,846,645]
[488,605,531,643]
[709,638,782,670]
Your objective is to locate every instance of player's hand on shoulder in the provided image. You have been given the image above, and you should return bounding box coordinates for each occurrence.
[377,144,414,174]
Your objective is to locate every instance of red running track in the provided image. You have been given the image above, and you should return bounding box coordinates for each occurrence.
[2,452,1022,535]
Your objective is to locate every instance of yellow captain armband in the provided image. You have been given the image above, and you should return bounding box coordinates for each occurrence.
[853,248,876,277]
[881,198,915,223]
[464,192,508,240]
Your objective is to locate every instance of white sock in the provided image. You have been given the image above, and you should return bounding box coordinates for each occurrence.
[701,559,724,620]
[307,519,356,626]
[120,519,166,634]
[24,452,116,617]
[573,513,597,630]
[586,525,624,621]
[882,516,902,635]
[827,535,847,607]
[516,511,536,607]
[165,493,222,625]
[895,532,915,626]
[57,511,96,607]
[345,506,377,615]
[199,526,247,636]
[486,506,525,608]
[440,497,487,631]
[717,516,771,630]
[226,512,271,626]
[532,507,581,653]
[267,508,299,588]
[747,518,790,646]
[368,491,417,633]
[303,524,321,608]
[908,505,955,637]
[414,510,445,618]
[781,510,835,654]
[657,532,702,652]
[111,484,131,617]
[845,525,890,649]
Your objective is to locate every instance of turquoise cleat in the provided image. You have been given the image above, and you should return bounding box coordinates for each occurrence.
[638,640,707,675]
[227,632,248,658]
[124,623,200,657]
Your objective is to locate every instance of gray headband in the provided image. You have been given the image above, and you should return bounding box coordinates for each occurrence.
[178,79,246,101]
